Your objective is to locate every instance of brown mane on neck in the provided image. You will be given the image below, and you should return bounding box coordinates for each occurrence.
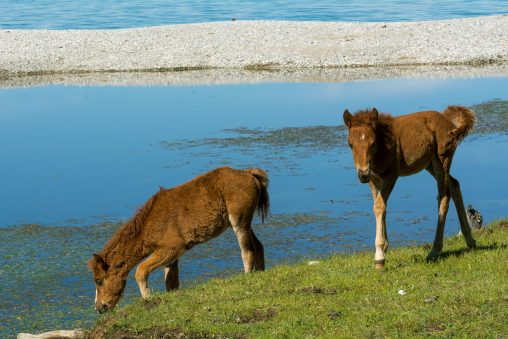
[352,109,395,149]
[100,188,163,262]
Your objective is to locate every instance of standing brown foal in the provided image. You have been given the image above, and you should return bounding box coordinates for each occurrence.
[343,106,476,268]
[89,166,269,312]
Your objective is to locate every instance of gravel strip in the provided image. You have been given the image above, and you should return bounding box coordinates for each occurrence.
[1,16,507,85]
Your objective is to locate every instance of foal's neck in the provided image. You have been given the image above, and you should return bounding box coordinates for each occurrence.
[373,119,396,173]
[100,223,148,274]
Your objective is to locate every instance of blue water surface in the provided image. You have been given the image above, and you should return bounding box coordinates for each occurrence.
[1,77,507,227]
[0,0,507,29]
[1,75,508,337]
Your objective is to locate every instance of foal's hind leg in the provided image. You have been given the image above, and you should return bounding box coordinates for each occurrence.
[229,214,257,273]
[164,260,179,291]
[250,230,265,271]
[449,176,476,249]
[426,161,451,261]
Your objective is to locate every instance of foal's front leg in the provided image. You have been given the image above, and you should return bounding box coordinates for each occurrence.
[164,260,179,291]
[135,247,183,299]
[369,176,397,269]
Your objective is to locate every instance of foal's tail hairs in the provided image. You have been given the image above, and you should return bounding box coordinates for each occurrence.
[443,106,476,150]
[248,168,270,223]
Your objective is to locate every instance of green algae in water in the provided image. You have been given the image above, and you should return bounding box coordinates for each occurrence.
[162,100,508,156]
[162,125,348,151]
[0,222,120,337]
[470,99,508,135]
[0,211,385,337]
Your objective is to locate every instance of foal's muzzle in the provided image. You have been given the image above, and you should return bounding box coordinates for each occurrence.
[357,169,371,183]
[95,303,111,314]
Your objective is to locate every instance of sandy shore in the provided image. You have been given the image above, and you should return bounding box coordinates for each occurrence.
[1,15,508,86]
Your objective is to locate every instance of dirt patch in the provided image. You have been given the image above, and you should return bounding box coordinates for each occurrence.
[298,286,338,295]
[327,310,343,320]
[144,297,163,311]
[88,325,224,339]
[234,308,276,324]
[97,328,199,339]
[422,322,446,334]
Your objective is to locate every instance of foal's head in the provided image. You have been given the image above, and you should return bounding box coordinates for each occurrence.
[343,108,379,183]
[88,254,126,313]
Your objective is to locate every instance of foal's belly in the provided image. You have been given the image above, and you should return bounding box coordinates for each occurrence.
[398,151,433,176]
[183,214,230,249]
[399,161,429,176]
[184,225,229,250]
[397,130,434,176]
[399,145,432,176]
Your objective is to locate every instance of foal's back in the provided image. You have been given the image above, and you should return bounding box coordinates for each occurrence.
[392,110,457,176]
[142,167,262,248]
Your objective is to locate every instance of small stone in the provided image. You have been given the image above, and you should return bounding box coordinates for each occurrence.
[424,295,439,303]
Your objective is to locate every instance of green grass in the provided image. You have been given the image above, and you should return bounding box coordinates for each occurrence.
[89,220,508,338]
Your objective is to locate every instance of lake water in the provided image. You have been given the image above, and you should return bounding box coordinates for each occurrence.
[1,0,507,29]
[1,76,508,336]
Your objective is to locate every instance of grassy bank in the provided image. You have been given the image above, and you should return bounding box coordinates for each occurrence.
[89,220,508,338]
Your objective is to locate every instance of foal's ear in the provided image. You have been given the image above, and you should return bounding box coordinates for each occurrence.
[90,253,109,273]
[343,109,352,128]
[370,108,379,127]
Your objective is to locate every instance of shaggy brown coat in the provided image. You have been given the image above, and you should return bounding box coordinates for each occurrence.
[89,166,269,312]
[343,106,476,268]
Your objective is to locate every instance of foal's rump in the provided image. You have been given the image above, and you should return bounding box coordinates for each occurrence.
[395,106,476,163]
[151,167,270,246]
[442,106,476,151]
[214,167,270,223]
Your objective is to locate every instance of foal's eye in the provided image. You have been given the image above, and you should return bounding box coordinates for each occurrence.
[95,279,103,286]
[348,142,353,148]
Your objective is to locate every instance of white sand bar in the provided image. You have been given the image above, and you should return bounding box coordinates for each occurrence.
[1,15,508,86]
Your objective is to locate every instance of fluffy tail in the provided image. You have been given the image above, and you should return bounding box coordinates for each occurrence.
[248,168,270,223]
[443,105,476,142]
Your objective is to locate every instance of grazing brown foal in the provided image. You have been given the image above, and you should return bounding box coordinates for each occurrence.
[343,106,476,268]
[88,166,269,312]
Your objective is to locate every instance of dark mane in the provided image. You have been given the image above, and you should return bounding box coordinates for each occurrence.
[100,189,163,261]
[352,109,395,149]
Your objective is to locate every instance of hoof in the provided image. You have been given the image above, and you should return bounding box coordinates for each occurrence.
[374,259,385,269]
[467,239,477,249]
[426,252,440,263]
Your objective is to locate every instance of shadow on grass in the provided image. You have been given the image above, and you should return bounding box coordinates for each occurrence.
[434,242,507,262]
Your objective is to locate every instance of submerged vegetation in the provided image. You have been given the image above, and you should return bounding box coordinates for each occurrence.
[471,99,508,135]
[89,220,508,338]
[162,99,508,153]
[162,125,347,151]
[0,212,374,337]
